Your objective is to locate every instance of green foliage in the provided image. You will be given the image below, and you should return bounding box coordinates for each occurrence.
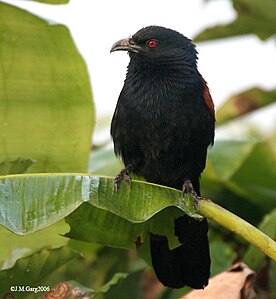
[0,221,68,264]
[0,158,35,175]
[195,0,276,41]
[0,2,94,173]
[0,247,80,298]
[0,173,275,297]
[215,88,276,125]
[203,140,276,213]
[244,209,276,269]
[0,0,275,298]
[210,241,237,276]
[0,174,199,249]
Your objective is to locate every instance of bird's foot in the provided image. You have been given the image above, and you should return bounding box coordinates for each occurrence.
[182,179,199,211]
[114,164,133,191]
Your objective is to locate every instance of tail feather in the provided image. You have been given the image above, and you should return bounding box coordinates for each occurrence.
[150,215,210,289]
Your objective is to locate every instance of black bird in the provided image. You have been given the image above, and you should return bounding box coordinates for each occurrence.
[110,26,215,289]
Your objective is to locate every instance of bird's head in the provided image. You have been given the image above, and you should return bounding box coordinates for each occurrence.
[110,26,198,67]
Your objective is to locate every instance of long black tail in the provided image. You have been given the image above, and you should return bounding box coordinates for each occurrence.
[150,215,210,289]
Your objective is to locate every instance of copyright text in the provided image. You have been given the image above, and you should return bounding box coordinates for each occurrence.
[10,285,50,293]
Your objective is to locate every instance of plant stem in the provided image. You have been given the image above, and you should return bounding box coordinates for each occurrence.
[198,199,276,262]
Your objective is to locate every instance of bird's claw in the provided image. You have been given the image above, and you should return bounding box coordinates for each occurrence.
[114,173,131,191]
[114,165,133,191]
[182,179,199,211]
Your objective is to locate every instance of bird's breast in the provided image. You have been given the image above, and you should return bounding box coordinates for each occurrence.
[125,74,185,120]
[113,69,212,158]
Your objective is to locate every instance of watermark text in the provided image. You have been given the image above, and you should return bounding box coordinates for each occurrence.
[10,285,50,293]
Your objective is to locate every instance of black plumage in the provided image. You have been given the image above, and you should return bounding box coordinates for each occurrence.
[110,26,215,289]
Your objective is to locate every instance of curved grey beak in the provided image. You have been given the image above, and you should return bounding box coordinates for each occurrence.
[110,37,141,53]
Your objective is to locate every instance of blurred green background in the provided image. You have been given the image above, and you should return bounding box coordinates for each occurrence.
[0,0,275,298]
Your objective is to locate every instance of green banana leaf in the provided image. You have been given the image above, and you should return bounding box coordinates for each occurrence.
[0,174,199,249]
[195,0,276,41]
[0,2,94,173]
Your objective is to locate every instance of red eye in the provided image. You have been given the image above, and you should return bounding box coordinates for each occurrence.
[147,39,157,48]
